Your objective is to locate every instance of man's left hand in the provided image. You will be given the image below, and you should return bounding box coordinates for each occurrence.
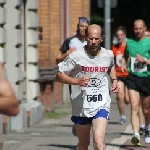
[136,54,144,63]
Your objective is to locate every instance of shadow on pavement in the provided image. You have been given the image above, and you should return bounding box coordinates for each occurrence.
[108,121,119,124]
[60,124,73,127]
[112,132,133,136]
[105,143,121,147]
[38,144,77,149]
[120,144,147,150]
[106,143,147,150]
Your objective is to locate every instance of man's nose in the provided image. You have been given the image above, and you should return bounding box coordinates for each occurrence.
[92,38,96,44]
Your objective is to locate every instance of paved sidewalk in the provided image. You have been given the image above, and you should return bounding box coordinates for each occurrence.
[2,93,150,150]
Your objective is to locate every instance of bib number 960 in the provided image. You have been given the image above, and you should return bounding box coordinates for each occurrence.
[87,94,102,102]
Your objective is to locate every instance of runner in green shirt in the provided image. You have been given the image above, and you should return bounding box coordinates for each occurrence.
[125,37,150,77]
[122,19,150,146]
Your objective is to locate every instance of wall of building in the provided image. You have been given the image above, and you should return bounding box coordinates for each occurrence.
[0,0,42,135]
[0,0,90,135]
[70,0,90,36]
[38,0,63,111]
[38,0,90,111]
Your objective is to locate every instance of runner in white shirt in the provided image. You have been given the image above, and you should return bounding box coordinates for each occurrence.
[56,24,119,150]
[56,17,90,136]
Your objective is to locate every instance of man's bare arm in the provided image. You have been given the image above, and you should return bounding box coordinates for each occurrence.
[55,72,78,85]
[55,72,89,87]
[108,67,119,93]
[121,52,129,72]
[123,52,129,62]
[0,63,19,116]
[108,67,117,80]
[136,54,150,65]
[56,52,68,64]
[56,48,76,64]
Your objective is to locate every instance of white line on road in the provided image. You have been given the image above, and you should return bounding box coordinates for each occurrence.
[105,124,132,150]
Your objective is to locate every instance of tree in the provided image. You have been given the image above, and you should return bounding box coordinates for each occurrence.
[91,0,150,38]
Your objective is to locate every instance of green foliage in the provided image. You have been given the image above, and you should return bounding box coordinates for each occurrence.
[91,13,103,25]
[91,0,150,37]
[44,111,70,119]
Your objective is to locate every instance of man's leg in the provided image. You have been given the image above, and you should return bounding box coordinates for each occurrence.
[141,96,150,143]
[75,124,91,150]
[125,86,130,104]
[92,117,108,150]
[128,89,141,146]
[117,81,126,124]
[138,100,145,135]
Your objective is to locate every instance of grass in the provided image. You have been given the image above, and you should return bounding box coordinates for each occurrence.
[44,102,72,119]
[44,111,70,119]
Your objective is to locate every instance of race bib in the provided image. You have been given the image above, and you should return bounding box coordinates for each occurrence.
[83,86,106,117]
[116,54,123,67]
[131,57,147,72]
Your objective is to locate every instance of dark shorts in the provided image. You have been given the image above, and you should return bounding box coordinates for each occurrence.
[126,73,150,96]
[69,85,71,96]
[117,76,127,85]
[71,109,109,125]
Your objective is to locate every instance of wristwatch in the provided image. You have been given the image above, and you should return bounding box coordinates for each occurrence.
[111,79,118,83]
[143,58,147,64]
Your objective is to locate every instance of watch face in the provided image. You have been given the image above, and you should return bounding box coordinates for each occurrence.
[143,58,147,63]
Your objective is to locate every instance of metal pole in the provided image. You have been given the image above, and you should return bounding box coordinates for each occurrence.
[104,0,111,50]
[104,0,111,93]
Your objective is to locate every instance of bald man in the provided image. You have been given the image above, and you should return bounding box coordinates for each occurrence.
[121,19,150,145]
[56,24,119,150]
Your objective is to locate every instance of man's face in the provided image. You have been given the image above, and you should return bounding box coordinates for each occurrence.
[144,31,150,38]
[116,30,126,44]
[78,22,89,36]
[133,21,145,39]
[86,29,102,53]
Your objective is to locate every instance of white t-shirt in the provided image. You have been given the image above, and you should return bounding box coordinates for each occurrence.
[58,47,115,117]
[69,37,87,50]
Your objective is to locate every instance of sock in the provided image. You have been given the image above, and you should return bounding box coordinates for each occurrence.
[134,133,140,138]
[146,124,150,131]
[121,115,126,119]
[140,124,145,129]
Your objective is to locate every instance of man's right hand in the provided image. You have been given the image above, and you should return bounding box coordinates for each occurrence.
[77,77,90,86]
[66,47,76,55]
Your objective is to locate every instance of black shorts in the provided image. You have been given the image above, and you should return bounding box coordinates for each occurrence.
[126,73,150,96]
[117,76,127,85]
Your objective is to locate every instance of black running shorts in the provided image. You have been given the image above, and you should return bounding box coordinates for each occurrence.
[126,73,150,96]
[117,76,127,85]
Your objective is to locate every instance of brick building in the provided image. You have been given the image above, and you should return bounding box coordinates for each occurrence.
[0,0,90,136]
[38,0,90,111]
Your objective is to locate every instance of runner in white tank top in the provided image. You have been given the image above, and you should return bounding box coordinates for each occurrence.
[56,24,119,150]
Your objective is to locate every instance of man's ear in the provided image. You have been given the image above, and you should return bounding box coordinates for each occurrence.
[101,35,105,42]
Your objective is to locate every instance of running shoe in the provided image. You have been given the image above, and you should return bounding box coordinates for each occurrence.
[145,130,150,144]
[76,144,79,150]
[131,135,140,146]
[119,116,126,125]
[139,127,145,135]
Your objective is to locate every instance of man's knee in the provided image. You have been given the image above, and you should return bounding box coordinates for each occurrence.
[131,102,139,113]
[142,107,149,114]
[79,140,90,149]
[93,141,104,150]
